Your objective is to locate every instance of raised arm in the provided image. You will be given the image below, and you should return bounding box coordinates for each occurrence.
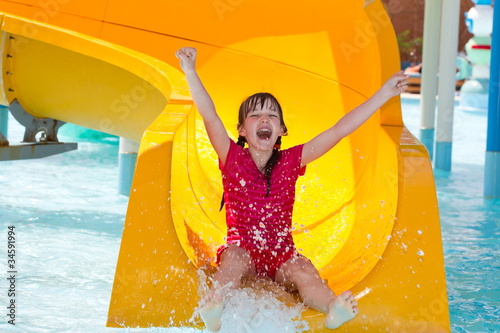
[176,47,231,165]
[301,71,408,167]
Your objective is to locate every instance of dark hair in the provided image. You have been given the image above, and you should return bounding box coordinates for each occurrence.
[219,93,287,211]
[237,92,287,135]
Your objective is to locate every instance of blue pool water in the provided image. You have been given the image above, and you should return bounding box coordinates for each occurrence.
[402,96,500,333]
[1,96,499,332]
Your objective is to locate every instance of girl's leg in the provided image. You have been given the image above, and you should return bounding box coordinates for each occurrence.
[199,245,256,332]
[275,256,358,329]
[212,245,256,291]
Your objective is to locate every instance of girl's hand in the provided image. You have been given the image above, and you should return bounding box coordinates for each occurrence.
[176,47,197,73]
[380,70,409,99]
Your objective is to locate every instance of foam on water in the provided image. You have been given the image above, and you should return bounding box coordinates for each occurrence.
[192,269,308,332]
[217,285,308,332]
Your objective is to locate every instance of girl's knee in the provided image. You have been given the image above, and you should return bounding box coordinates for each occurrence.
[289,257,317,274]
[277,256,320,286]
[221,245,250,261]
[219,245,255,274]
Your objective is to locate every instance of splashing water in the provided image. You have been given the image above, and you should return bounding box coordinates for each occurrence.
[194,270,308,333]
[218,286,308,332]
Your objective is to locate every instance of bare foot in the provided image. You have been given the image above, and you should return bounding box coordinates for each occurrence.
[199,293,224,332]
[325,290,358,329]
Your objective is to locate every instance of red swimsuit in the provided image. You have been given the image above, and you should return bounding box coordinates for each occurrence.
[217,140,306,279]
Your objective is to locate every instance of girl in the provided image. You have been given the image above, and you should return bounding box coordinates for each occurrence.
[175,47,408,331]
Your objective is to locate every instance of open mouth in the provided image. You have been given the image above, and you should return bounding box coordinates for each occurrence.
[257,128,272,140]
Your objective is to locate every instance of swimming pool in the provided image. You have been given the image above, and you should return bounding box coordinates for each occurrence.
[402,96,500,333]
[1,96,498,332]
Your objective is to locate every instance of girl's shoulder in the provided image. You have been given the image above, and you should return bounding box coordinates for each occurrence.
[279,144,306,175]
[220,139,251,170]
[281,144,304,158]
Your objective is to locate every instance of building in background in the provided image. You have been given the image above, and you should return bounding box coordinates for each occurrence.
[382,0,475,66]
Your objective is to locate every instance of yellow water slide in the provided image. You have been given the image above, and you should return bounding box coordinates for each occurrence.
[0,0,450,331]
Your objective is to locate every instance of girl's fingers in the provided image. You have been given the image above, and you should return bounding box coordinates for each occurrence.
[176,48,196,60]
[175,50,186,59]
[397,80,408,87]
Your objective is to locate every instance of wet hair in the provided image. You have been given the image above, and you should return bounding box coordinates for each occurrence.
[219,93,288,211]
[236,92,288,136]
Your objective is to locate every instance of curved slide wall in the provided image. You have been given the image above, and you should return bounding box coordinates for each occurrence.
[0,1,450,331]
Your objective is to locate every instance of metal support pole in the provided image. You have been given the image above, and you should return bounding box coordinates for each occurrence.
[420,0,442,159]
[118,137,139,196]
[0,105,8,137]
[485,2,499,198]
[435,0,461,171]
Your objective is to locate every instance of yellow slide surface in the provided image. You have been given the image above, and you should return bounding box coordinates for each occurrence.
[0,1,450,331]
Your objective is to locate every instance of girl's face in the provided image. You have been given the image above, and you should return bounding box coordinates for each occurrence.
[238,98,285,151]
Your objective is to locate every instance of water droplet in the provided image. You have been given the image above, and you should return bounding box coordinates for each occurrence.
[417,249,425,256]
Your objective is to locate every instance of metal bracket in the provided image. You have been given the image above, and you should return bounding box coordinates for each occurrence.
[0,100,78,161]
[0,142,78,161]
[9,99,65,143]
